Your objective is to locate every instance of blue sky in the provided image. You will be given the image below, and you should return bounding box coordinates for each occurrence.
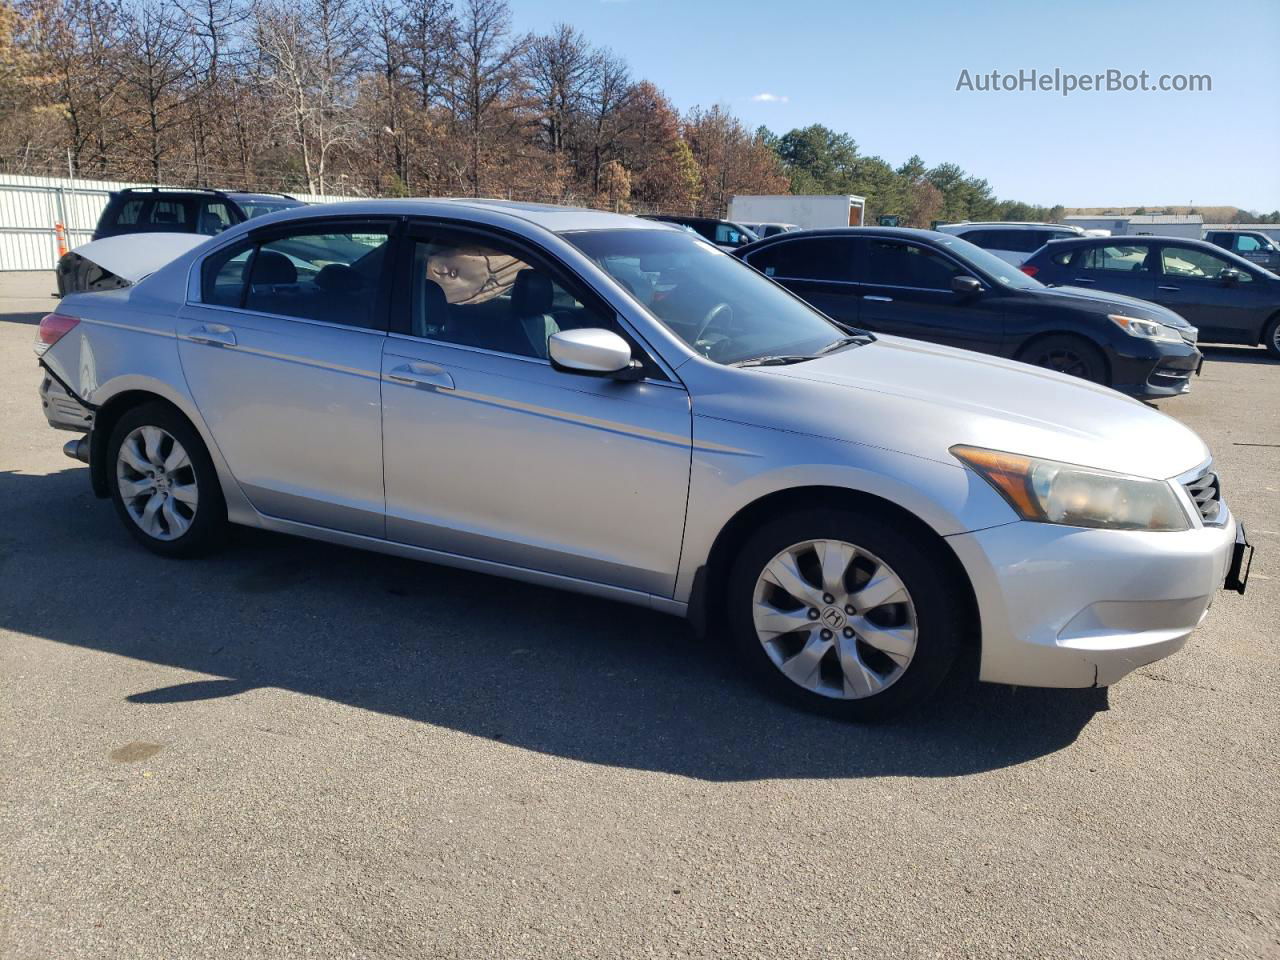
[508,0,1280,212]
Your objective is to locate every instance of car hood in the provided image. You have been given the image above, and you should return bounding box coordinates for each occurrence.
[714,335,1209,481]
[1036,283,1192,327]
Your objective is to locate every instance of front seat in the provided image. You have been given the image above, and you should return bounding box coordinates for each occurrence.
[511,270,560,359]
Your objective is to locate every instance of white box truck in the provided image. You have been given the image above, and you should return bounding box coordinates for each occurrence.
[729,194,866,230]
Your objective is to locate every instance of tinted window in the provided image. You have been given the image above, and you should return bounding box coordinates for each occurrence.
[202,243,254,307]
[407,236,615,360]
[1079,244,1150,272]
[714,223,752,247]
[1160,246,1252,283]
[567,229,849,366]
[113,199,144,226]
[148,200,188,228]
[243,227,391,327]
[747,237,856,282]
[866,240,963,289]
[197,201,232,235]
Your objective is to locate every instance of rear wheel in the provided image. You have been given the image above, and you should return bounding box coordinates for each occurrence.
[1264,314,1280,360]
[1019,334,1108,384]
[107,402,226,557]
[726,508,964,721]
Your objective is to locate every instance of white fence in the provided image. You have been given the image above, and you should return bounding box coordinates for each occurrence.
[0,173,349,271]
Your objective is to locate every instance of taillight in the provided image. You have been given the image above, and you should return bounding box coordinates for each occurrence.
[1020,265,1039,277]
[34,313,80,357]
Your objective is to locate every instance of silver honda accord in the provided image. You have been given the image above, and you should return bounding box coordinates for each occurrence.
[34,200,1251,719]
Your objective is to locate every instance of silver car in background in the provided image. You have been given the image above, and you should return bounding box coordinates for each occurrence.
[34,200,1251,719]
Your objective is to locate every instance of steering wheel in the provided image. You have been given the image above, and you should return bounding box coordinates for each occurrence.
[694,302,733,343]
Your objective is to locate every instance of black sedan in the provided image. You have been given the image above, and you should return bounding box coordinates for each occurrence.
[1022,236,1280,359]
[734,228,1202,399]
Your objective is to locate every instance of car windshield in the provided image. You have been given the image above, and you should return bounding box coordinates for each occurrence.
[565,228,855,365]
[933,234,1043,289]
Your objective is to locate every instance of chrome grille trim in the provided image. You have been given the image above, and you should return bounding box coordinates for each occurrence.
[1181,466,1224,526]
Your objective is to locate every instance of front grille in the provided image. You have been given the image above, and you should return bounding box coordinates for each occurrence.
[1182,468,1223,525]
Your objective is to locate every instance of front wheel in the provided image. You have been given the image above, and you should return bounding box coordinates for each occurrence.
[1264,314,1280,360]
[1018,334,1108,384]
[107,402,226,557]
[726,508,965,721]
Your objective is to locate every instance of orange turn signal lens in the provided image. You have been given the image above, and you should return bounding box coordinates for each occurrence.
[950,445,1046,521]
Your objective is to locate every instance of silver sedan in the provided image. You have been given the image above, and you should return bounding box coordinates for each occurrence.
[34,200,1251,719]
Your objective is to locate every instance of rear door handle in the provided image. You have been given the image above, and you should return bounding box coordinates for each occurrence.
[863,295,894,303]
[1158,285,1180,292]
[1071,277,1095,284]
[386,362,455,391]
[187,324,236,347]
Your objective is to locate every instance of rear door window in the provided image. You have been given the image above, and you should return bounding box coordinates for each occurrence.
[113,199,145,227]
[240,225,394,327]
[746,237,857,281]
[1079,244,1151,272]
[147,200,189,230]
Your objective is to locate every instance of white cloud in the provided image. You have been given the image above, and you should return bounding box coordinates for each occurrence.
[751,93,789,103]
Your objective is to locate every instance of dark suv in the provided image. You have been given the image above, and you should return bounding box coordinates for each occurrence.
[92,188,302,240]
[734,228,1202,399]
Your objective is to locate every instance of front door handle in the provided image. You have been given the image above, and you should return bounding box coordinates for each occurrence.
[1071,277,1095,284]
[1158,285,1181,292]
[387,362,455,391]
[188,324,236,347]
[863,295,894,303]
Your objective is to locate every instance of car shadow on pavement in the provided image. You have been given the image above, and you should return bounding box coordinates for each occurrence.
[0,311,49,327]
[1199,345,1273,365]
[0,467,1108,782]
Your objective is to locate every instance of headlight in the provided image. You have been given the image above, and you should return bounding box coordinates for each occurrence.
[951,445,1190,531]
[1108,313,1184,343]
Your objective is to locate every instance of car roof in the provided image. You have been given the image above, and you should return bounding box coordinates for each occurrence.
[200,197,664,237]
[941,222,1082,231]
[740,226,944,247]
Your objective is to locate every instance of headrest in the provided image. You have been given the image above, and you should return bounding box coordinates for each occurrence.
[512,269,554,316]
[316,262,364,294]
[252,250,297,285]
[420,278,448,324]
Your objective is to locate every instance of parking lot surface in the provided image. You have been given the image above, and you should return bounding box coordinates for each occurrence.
[1,271,1277,959]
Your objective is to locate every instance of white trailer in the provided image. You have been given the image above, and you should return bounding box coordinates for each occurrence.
[729,194,866,230]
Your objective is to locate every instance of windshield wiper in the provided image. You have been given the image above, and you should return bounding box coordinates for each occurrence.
[732,334,876,368]
[815,334,875,355]
[731,354,816,368]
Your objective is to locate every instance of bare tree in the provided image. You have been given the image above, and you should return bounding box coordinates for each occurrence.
[444,0,524,195]
[116,0,191,180]
[582,47,630,195]
[253,0,362,193]
[522,23,592,158]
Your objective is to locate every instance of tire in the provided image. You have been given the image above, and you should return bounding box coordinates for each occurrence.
[726,507,965,721]
[1018,334,1108,384]
[106,401,226,558]
[1264,314,1280,360]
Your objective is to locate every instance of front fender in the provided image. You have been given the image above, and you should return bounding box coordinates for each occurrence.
[674,415,1016,604]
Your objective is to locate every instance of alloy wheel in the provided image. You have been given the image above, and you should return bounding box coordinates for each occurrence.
[115,425,199,541]
[752,538,917,700]
[1035,348,1090,378]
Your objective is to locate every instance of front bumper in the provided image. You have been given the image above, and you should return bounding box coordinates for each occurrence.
[1110,339,1202,399]
[948,511,1241,688]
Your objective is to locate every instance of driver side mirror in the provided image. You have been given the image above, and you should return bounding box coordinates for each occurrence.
[1220,268,1242,285]
[548,328,643,381]
[951,275,983,296]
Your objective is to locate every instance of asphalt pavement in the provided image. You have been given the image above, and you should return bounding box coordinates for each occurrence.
[1,271,1276,959]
